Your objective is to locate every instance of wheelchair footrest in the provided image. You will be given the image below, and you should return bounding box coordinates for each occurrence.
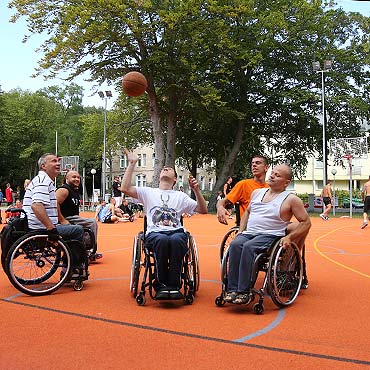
[155,289,183,300]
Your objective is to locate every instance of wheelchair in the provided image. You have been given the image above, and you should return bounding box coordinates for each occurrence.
[130,218,200,305]
[0,209,89,296]
[215,235,303,314]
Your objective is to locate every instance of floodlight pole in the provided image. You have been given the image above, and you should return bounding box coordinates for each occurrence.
[313,60,332,187]
[98,91,112,202]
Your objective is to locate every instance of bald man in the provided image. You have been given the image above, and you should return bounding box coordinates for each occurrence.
[225,164,311,305]
[56,170,103,262]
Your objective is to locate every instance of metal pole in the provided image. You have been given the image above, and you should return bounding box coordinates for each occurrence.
[333,175,336,216]
[82,167,86,211]
[102,97,107,201]
[349,157,353,219]
[321,70,327,186]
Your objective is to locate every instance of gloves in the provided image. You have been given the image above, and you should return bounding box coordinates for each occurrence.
[47,228,60,242]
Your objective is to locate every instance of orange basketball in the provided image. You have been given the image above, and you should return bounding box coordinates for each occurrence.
[122,71,148,97]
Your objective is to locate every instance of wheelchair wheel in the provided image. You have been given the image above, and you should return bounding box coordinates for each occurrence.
[220,226,238,264]
[6,233,72,296]
[267,241,302,307]
[130,232,144,297]
[187,234,200,294]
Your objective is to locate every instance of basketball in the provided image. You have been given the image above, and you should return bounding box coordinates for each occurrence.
[122,71,148,97]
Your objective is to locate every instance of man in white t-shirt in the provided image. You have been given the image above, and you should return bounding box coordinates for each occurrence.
[120,149,208,298]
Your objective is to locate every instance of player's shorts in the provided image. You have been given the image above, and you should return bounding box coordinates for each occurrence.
[364,196,370,213]
[323,197,331,206]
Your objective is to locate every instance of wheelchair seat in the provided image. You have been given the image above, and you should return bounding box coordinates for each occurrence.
[130,216,199,306]
[215,236,303,314]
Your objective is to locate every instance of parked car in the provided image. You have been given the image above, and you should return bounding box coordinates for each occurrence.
[342,198,364,209]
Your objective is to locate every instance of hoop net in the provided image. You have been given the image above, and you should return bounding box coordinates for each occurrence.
[59,156,79,173]
[329,137,368,166]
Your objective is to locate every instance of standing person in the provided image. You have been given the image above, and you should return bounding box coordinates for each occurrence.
[217,156,270,226]
[22,153,86,271]
[223,176,234,219]
[120,148,208,298]
[224,164,311,304]
[112,176,123,207]
[361,175,370,229]
[5,183,13,206]
[320,180,333,221]
[56,170,103,261]
[19,179,31,202]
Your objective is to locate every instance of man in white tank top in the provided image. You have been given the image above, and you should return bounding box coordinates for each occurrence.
[225,164,311,305]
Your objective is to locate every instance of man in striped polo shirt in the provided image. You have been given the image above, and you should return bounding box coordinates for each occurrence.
[23,153,84,244]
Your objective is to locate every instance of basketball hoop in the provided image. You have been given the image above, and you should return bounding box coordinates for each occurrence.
[329,137,368,166]
[60,168,68,177]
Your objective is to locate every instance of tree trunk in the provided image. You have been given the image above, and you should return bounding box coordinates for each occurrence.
[207,120,246,212]
[166,94,178,167]
[148,92,165,187]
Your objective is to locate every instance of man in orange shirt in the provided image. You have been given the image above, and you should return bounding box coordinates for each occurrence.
[217,156,269,226]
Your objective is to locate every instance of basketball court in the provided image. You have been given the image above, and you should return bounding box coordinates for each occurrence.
[0,213,369,369]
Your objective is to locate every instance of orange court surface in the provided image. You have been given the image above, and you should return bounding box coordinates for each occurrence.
[1,213,370,370]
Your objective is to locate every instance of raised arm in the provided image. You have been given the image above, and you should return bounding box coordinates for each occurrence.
[119,149,138,199]
[188,175,208,214]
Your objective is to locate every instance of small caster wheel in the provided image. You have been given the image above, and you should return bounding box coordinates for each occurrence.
[136,294,146,306]
[73,280,84,291]
[215,296,226,307]
[253,303,264,315]
[184,295,194,305]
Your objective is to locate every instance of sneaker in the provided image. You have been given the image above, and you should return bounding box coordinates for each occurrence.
[224,292,238,303]
[301,279,309,290]
[320,214,327,221]
[233,293,252,305]
[89,252,103,262]
[361,222,368,229]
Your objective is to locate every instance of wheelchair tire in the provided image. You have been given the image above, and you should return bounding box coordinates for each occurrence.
[187,234,200,294]
[220,226,239,264]
[130,232,144,297]
[6,233,72,296]
[267,241,303,307]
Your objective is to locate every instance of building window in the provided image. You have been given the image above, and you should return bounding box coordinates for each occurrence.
[141,153,147,167]
[315,180,323,191]
[120,155,128,168]
[200,176,205,191]
[136,174,146,187]
[152,153,155,167]
[315,160,323,169]
[137,154,142,167]
[208,177,214,191]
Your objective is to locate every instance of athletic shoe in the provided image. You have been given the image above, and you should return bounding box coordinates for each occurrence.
[233,293,252,305]
[319,214,326,220]
[224,292,238,303]
[361,222,368,229]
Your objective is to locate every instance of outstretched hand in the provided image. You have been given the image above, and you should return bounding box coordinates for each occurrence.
[123,148,138,164]
[188,175,199,190]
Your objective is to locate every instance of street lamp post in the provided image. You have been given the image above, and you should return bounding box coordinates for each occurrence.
[313,60,332,186]
[98,90,112,202]
[331,168,337,216]
[91,168,96,210]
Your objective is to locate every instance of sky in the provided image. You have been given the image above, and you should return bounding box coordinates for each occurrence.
[0,1,368,109]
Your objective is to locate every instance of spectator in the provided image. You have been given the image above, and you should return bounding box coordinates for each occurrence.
[19,179,31,202]
[95,198,125,223]
[5,183,13,206]
[118,198,135,222]
[112,176,123,207]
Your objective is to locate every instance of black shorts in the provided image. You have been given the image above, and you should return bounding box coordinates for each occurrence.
[103,217,114,224]
[364,196,370,213]
[323,197,331,206]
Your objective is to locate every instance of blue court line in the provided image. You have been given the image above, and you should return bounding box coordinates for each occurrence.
[233,308,286,342]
